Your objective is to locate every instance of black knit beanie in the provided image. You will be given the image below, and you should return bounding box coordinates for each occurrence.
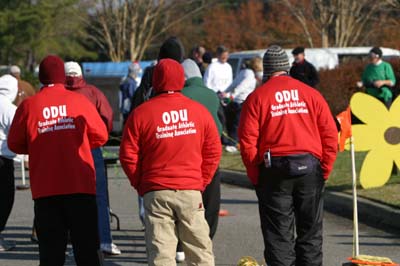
[263,45,290,82]
[158,37,185,63]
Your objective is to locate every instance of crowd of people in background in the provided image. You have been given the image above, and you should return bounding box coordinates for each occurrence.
[0,36,396,266]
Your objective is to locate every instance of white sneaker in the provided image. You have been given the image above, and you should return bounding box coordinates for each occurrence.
[0,236,15,251]
[100,243,121,255]
[225,145,238,153]
[176,251,185,263]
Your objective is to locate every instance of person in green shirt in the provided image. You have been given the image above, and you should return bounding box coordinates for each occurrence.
[359,47,396,108]
[182,59,223,135]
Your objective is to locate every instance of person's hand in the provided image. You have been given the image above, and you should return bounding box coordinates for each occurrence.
[373,80,385,88]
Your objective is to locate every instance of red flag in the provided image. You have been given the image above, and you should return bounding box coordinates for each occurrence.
[336,107,352,152]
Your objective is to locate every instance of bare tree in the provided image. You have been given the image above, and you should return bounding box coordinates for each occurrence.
[333,0,385,47]
[280,0,392,47]
[87,0,212,62]
[314,0,335,48]
[281,0,315,47]
[385,0,400,8]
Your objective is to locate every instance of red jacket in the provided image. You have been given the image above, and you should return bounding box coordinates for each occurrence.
[120,59,222,196]
[66,76,113,132]
[238,75,337,185]
[8,84,108,199]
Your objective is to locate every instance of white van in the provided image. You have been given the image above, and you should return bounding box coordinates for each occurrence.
[228,47,400,78]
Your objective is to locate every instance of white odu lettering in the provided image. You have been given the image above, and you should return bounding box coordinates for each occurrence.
[43,108,51,119]
[162,109,188,125]
[42,105,67,119]
[275,90,299,103]
[171,111,179,123]
[162,112,171,124]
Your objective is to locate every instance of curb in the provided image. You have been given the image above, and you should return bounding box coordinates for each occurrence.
[219,169,400,233]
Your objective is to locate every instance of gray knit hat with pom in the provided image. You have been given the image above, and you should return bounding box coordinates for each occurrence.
[262,45,290,82]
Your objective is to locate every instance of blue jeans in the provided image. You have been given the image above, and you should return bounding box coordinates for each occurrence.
[138,196,145,226]
[91,148,112,245]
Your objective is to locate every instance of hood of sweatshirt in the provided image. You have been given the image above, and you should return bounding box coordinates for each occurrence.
[152,59,185,94]
[0,74,18,102]
[65,76,87,90]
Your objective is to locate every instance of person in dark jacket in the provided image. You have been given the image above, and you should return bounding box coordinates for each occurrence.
[119,62,142,125]
[181,59,222,243]
[189,45,206,76]
[131,37,185,109]
[290,46,319,88]
[65,61,121,256]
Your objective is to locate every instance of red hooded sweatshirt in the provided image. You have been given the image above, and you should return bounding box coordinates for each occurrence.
[119,59,222,196]
[65,76,113,132]
[238,75,337,185]
[7,84,108,199]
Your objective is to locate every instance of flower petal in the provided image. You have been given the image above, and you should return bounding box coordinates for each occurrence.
[395,157,400,172]
[350,92,389,126]
[351,124,382,151]
[388,95,400,125]
[359,149,393,189]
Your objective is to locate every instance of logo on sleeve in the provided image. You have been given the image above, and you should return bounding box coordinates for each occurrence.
[156,109,197,139]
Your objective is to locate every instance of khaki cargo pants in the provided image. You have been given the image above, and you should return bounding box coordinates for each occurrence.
[143,190,214,266]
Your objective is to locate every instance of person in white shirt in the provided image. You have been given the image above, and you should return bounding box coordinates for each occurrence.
[203,45,233,93]
[0,74,18,251]
[224,56,262,153]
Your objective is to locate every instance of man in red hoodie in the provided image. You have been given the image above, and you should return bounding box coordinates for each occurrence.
[120,59,221,266]
[64,61,121,255]
[7,55,108,266]
[238,45,337,266]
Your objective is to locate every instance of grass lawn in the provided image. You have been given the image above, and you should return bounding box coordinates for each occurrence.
[220,151,400,208]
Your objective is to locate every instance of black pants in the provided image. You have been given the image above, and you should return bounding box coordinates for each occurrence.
[255,160,325,266]
[34,194,102,266]
[225,102,242,146]
[177,169,221,252]
[202,169,221,239]
[0,156,15,233]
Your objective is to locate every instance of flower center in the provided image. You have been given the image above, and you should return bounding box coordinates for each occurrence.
[384,127,400,145]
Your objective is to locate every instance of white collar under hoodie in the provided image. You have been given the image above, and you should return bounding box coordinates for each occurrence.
[0,74,18,159]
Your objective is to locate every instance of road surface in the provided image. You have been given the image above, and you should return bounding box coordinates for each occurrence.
[1,165,399,266]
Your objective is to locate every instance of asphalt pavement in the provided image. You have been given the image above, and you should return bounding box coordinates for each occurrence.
[0,164,399,266]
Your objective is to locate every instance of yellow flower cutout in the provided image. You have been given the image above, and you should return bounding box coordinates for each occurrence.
[350,92,400,189]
